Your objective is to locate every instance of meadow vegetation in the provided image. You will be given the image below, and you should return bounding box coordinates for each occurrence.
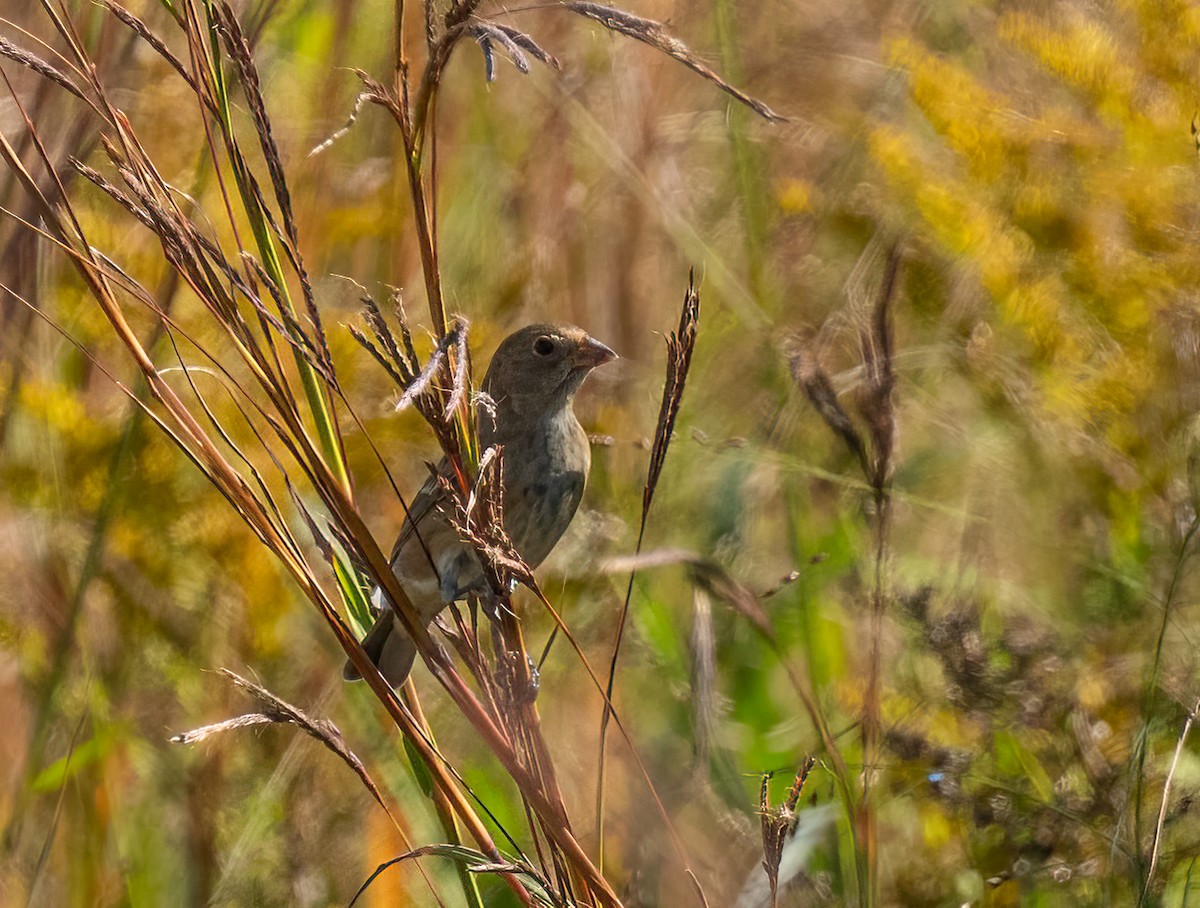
[3,1,1200,906]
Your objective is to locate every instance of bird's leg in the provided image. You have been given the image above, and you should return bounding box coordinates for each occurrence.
[480,587,518,621]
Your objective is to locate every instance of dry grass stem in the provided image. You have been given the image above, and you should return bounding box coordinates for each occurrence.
[1144,698,1200,899]
[563,2,784,122]
[760,758,817,908]
[787,341,870,478]
[170,670,397,822]
[596,272,700,866]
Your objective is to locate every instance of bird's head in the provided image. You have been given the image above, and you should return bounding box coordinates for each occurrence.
[481,323,617,418]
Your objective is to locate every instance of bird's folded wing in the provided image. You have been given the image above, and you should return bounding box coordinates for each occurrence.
[388,460,450,568]
[385,457,486,610]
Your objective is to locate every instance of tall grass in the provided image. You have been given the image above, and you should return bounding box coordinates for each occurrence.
[0,2,780,905]
[6,1,1200,906]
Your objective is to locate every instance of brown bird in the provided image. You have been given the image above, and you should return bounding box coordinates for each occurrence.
[345,323,617,686]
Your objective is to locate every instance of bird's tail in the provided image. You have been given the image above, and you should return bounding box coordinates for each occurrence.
[342,612,418,686]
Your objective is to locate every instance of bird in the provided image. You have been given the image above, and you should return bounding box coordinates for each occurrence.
[345,322,617,686]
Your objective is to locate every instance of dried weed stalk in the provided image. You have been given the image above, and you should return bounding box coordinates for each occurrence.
[760,758,817,908]
[563,3,784,123]
[171,670,394,821]
[0,0,782,904]
[0,4,597,905]
[595,272,699,862]
[784,239,903,903]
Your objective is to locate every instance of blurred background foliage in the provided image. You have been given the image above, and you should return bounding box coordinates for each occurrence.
[4,0,1200,905]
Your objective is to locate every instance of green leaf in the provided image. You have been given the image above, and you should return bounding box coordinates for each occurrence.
[334,551,374,636]
[402,736,435,799]
[995,731,1055,802]
[32,734,114,793]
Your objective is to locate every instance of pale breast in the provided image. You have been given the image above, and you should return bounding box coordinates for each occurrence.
[498,409,590,568]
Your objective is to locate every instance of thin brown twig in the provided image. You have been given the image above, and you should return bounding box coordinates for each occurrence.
[0,20,546,901]
[596,272,699,870]
[1144,698,1200,899]
[563,2,784,122]
[170,670,396,823]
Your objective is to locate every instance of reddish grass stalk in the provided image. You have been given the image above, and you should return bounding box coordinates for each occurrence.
[596,274,699,870]
[4,3,784,905]
[858,246,900,908]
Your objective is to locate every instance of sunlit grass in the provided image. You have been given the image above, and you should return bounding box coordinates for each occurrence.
[3,0,1200,906]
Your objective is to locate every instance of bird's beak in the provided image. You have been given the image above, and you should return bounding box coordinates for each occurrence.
[573,336,618,369]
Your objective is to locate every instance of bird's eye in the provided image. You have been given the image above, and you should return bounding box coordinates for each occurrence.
[533,336,555,357]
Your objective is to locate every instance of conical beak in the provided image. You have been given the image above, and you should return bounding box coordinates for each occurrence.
[573,335,618,369]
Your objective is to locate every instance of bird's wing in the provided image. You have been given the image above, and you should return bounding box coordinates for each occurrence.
[386,458,485,606]
[388,461,450,568]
